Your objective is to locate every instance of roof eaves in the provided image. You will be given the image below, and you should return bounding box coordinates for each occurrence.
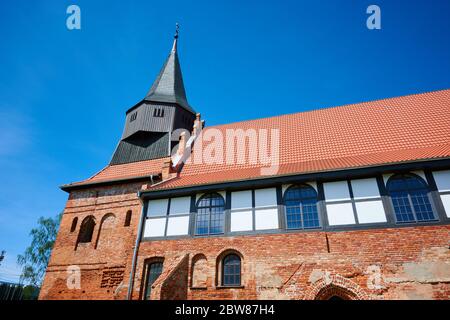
[60,174,160,192]
[140,156,450,196]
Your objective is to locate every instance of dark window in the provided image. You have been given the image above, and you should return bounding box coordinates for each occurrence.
[144,262,163,300]
[386,174,435,223]
[284,184,320,229]
[124,210,132,227]
[153,108,164,118]
[78,216,95,243]
[70,217,78,232]
[130,112,137,122]
[222,254,241,286]
[195,193,225,235]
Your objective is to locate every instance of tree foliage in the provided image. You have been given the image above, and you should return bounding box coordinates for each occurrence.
[17,213,62,287]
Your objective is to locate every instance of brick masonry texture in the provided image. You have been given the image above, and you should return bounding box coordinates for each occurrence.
[39,180,450,300]
[131,224,450,300]
[39,183,144,300]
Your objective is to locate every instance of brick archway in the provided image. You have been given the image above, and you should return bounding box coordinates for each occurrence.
[303,273,369,300]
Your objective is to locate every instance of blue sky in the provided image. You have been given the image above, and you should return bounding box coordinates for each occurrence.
[0,0,449,282]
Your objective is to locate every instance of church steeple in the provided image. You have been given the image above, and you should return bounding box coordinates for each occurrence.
[144,23,194,113]
[109,25,197,166]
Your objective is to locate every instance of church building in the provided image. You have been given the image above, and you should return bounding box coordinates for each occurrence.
[40,29,450,300]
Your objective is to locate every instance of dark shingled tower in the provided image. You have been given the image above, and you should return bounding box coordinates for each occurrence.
[110,24,196,165]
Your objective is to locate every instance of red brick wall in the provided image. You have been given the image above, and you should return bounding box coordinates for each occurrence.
[40,181,450,300]
[39,182,145,300]
[132,225,450,300]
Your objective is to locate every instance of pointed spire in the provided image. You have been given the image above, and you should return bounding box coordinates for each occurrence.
[145,23,194,113]
[171,23,179,52]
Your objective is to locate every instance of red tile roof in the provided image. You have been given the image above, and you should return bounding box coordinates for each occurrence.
[64,157,169,188]
[152,89,450,190]
[65,89,450,190]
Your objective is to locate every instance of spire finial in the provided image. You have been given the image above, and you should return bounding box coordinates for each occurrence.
[174,22,180,39]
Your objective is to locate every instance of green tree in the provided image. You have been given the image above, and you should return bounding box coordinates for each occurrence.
[17,213,62,287]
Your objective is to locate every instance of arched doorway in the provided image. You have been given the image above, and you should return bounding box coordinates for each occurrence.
[314,284,358,300]
[303,273,369,300]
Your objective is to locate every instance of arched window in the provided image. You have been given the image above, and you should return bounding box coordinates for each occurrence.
[195,193,225,235]
[386,174,435,223]
[222,254,241,286]
[70,217,78,232]
[191,254,208,288]
[284,184,320,229]
[95,213,116,249]
[124,210,132,227]
[143,261,163,300]
[77,216,95,243]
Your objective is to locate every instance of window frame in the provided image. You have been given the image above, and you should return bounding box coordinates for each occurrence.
[77,216,95,244]
[283,184,321,230]
[70,217,78,232]
[144,197,191,238]
[142,260,164,300]
[124,210,132,227]
[195,193,226,236]
[221,254,241,287]
[386,173,437,224]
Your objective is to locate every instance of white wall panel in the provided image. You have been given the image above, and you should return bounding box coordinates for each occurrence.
[411,170,427,182]
[143,218,166,237]
[382,173,392,187]
[230,210,253,232]
[166,216,190,236]
[355,200,387,224]
[433,170,450,192]
[326,203,355,225]
[231,190,253,209]
[170,197,191,215]
[255,208,279,230]
[440,194,450,218]
[255,188,278,207]
[324,181,351,202]
[282,184,291,195]
[148,199,168,217]
[351,178,380,199]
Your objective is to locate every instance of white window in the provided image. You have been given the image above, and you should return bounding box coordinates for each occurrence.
[169,197,191,215]
[433,170,450,217]
[148,199,168,217]
[255,208,279,230]
[355,201,387,224]
[166,216,190,236]
[326,203,355,226]
[323,181,351,202]
[230,210,253,232]
[440,194,450,218]
[324,178,387,226]
[145,197,191,238]
[433,170,450,192]
[255,188,277,207]
[230,188,279,232]
[231,190,252,210]
[351,178,380,200]
[143,218,166,237]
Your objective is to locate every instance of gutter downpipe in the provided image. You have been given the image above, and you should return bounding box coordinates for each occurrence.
[126,176,154,300]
